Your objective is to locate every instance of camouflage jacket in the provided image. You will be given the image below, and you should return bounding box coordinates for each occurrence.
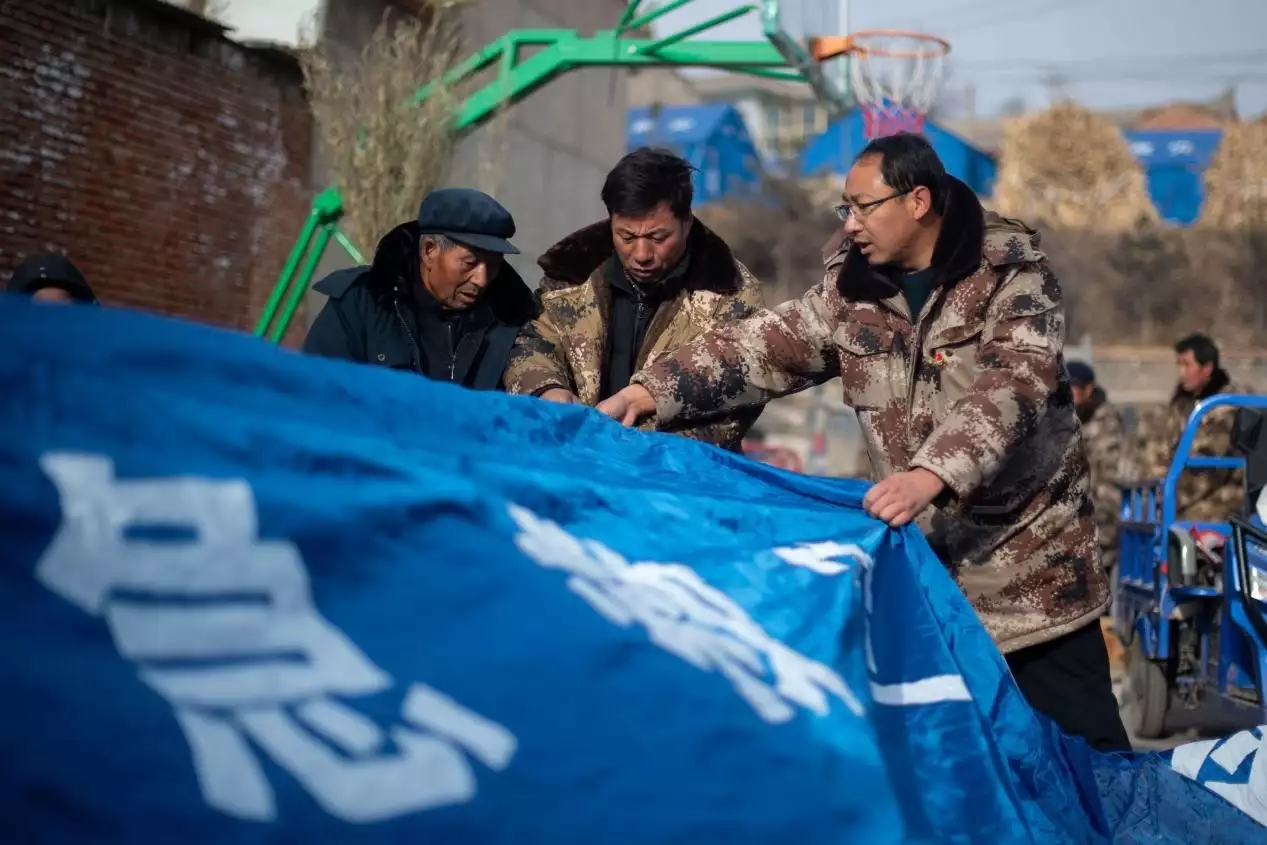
[631,178,1106,653]
[1135,369,1245,522]
[504,218,764,451]
[1077,388,1128,568]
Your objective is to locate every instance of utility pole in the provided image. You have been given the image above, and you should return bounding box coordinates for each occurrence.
[1041,69,1070,104]
[835,0,850,95]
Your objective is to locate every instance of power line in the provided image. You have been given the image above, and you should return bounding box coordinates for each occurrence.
[911,0,1003,27]
[931,0,1096,33]
[953,48,1267,70]
[957,65,1267,82]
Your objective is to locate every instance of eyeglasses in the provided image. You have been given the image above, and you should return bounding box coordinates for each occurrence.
[833,190,911,221]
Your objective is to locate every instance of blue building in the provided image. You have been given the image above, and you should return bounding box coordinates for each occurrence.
[798,111,997,197]
[1124,129,1223,226]
[627,104,763,205]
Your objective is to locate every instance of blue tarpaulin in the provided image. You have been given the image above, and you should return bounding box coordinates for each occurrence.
[0,299,1264,843]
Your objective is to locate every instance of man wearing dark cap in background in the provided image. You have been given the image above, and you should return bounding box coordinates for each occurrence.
[1068,360,1129,579]
[6,252,99,305]
[303,188,535,390]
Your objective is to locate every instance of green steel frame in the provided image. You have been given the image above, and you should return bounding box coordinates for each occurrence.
[255,0,850,342]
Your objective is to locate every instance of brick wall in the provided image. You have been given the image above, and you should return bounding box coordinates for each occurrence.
[0,0,313,341]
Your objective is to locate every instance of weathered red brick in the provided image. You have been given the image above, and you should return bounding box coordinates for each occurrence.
[1,0,314,346]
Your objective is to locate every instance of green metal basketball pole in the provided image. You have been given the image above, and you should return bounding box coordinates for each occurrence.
[254,0,853,342]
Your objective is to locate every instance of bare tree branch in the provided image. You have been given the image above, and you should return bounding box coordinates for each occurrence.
[301,3,469,252]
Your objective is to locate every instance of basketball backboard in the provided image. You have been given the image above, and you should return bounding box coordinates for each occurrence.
[761,0,853,115]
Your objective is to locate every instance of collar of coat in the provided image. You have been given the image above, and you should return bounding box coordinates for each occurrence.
[1172,367,1232,405]
[1077,386,1108,424]
[536,216,743,294]
[820,175,1044,302]
[362,221,537,327]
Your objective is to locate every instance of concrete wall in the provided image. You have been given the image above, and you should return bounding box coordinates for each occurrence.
[448,0,628,280]
[1,0,314,340]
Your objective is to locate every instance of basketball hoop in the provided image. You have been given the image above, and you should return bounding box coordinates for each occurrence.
[809,29,950,140]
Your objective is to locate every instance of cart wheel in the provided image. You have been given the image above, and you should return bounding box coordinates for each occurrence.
[1125,638,1170,740]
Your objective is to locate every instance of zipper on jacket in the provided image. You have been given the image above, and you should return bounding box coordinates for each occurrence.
[447,321,456,380]
[392,298,423,374]
[903,295,936,452]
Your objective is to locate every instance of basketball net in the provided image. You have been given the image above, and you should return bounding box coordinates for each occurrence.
[846,31,949,140]
[861,99,928,140]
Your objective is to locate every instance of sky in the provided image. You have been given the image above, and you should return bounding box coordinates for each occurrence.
[214,0,1267,120]
[651,0,1267,119]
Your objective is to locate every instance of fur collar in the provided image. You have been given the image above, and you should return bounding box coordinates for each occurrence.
[537,216,742,294]
[1077,386,1108,424]
[1173,367,1232,405]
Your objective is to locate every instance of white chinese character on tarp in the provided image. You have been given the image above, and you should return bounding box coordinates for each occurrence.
[508,504,863,723]
[773,541,972,707]
[35,453,516,824]
[1170,727,1267,826]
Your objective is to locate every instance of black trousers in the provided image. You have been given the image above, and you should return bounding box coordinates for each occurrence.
[1005,620,1133,752]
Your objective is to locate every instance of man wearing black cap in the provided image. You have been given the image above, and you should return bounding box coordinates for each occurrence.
[1068,361,1128,576]
[303,188,535,390]
[6,252,99,305]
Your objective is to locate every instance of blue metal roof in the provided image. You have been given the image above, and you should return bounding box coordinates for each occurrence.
[627,104,736,146]
[799,111,997,197]
[625,104,763,206]
[1124,129,1223,168]
[1123,129,1224,225]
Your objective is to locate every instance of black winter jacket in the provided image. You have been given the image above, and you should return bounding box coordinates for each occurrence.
[303,222,536,391]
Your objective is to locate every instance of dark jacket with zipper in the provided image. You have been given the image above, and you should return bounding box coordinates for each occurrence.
[302,221,536,390]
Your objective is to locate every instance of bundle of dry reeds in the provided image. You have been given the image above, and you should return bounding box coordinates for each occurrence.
[993,102,1157,230]
[300,2,469,253]
[1199,117,1267,228]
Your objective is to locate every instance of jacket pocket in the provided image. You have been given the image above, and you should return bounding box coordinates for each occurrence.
[836,325,896,410]
[926,320,981,409]
[370,343,417,373]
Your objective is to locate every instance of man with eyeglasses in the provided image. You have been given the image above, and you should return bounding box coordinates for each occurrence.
[596,132,1128,751]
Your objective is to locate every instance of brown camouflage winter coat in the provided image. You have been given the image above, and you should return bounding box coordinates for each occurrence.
[631,178,1107,653]
[504,218,765,451]
[1078,388,1129,570]
[1135,369,1246,522]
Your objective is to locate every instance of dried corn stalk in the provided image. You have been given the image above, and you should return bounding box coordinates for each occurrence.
[1199,117,1267,229]
[993,102,1157,230]
[301,2,468,253]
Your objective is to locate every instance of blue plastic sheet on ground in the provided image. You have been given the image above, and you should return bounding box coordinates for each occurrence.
[0,298,1264,844]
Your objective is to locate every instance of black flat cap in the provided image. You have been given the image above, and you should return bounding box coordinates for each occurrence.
[417,188,519,255]
[1066,360,1095,386]
[7,252,98,304]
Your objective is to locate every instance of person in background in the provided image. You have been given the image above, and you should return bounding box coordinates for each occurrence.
[6,253,99,305]
[1067,360,1128,576]
[303,188,535,391]
[596,133,1129,751]
[503,147,765,451]
[1136,333,1245,522]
